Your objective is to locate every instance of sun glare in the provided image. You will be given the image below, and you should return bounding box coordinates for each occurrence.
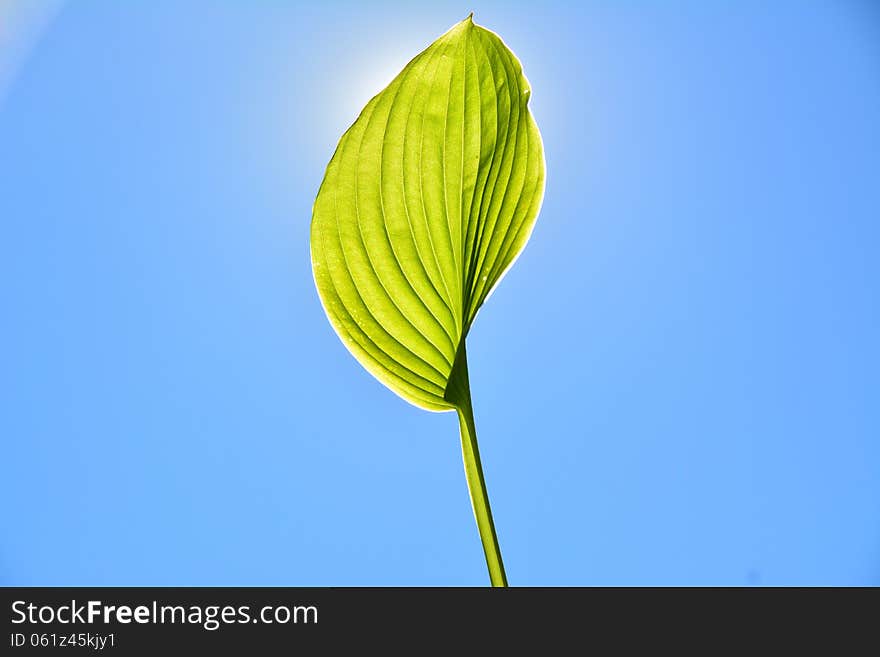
[0,0,64,105]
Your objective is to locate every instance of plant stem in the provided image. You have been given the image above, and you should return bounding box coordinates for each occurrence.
[445,341,508,587]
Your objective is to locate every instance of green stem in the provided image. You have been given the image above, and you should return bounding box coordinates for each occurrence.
[445,341,508,587]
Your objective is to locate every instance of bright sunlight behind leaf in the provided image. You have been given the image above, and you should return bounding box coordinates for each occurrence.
[310,15,545,586]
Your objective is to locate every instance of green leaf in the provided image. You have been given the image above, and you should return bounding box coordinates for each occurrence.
[310,15,545,586]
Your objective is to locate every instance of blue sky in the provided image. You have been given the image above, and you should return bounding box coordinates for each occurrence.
[1,1,878,585]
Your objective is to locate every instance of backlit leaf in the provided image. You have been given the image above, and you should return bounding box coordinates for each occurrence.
[310,15,545,411]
